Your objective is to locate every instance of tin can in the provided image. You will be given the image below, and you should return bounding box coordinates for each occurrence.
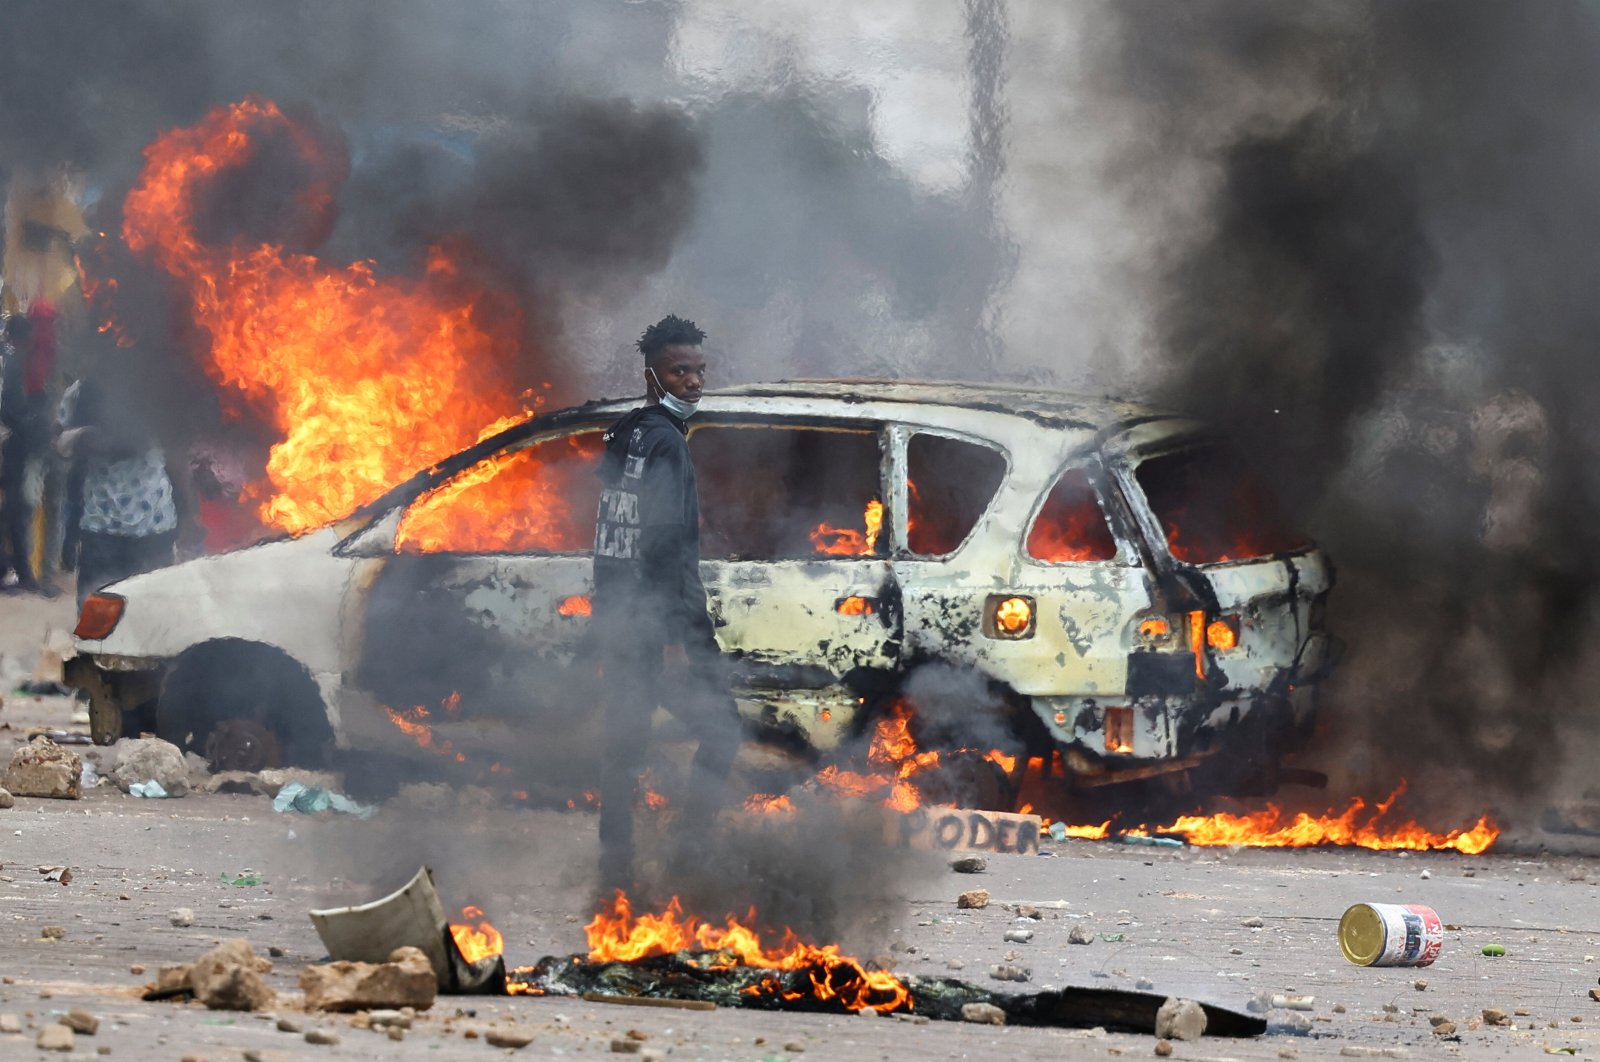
[1338,903,1444,967]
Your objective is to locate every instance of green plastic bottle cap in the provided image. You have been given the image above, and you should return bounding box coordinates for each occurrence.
[1482,943,1505,957]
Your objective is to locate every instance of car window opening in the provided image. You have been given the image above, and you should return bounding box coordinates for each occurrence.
[690,425,882,561]
[1026,468,1118,562]
[906,433,1007,556]
[1135,446,1308,564]
[395,432,603,553]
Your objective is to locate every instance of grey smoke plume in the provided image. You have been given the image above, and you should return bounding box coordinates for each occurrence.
[1095,1,1600,830]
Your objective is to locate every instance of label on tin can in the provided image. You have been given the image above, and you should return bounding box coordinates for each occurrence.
[1340,902,1444,967]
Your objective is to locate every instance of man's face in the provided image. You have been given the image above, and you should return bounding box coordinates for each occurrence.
[648,343,707,404]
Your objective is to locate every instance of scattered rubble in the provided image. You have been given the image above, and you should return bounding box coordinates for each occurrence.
[40,925,65,940]
[110,737,191,796]
[300,946,437,1012]
[59,1009,98,1034]
[3,738,81,799]
[1068,924,1095,945]
[189,939,276,1011]
[961,1002,1006,1025]
[957,889,990,910]
[1155,998,1207,1041]
[1483,1008,1511,1026]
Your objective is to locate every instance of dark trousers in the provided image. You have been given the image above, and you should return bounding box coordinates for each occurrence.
[596,617,741,891]
[0,431,34,583]
[76,529,177,607]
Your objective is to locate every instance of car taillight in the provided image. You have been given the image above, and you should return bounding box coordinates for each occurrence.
[1134,614,1176,647]
[985,594,1035,639]
[75,593,125,640]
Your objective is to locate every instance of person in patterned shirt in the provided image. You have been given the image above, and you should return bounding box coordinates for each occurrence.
[56,376,197,607]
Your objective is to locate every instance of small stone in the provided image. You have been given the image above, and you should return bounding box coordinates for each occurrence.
[950,856,987,874]
[276,1017,302,1033]
[36,1024,74,1051]
[368,1010,410,1029]
[960,1001,1006,1025]
[304,1029,340,1045]
[626,1030,648,1041]
[957,889,990,910]
[1242,916,1265,928]
[1017,905,1041,920]
[4,739,81,800]
[387,1027,404,1041]
[988,964,1031,983]
[1483,1008,1510,1026]
[0,787,12,809]
[1068,924,1095,945]
[783,1042,806,1053]
[0,1014,17,1033]
[1333,1004,1347,1013]
[60,1009,99,1034]
[1155,998,1207,1042]
[169,908,195,928]
[611,1039,642,1054]
[1154,1041,1173,1057]
[1229,947,1243,955]
[1135,978,1154,990]
[41,925,66,940]
[129,964,145,975]
[1419,869,1431,880]
[485,1025,537,1049]
[1413,980,1427,991]
[190,939,274,1011]
[1432,1021,1456,1036]
[1003,929,1034,943]
[268,946,285,958]
[1590,988,1600,1002]
[945,959,965,970]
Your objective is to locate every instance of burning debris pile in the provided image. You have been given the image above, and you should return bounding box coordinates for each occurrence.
[497,891,1265,1036]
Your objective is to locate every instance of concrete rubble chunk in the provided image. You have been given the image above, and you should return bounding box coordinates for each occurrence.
[60,1008,99,1034]
[299,945,436,1013]
[169,908,196,928]
[156,963,194,992]
[956,889,990,910]
[1068,924,1095,945]
[0,1013,20,1033]
[960,1002,1006,1025]
[1155,997,1208,1041]
[36,1023,74,1051]
[367,1010,410,1029]
[1431,1021,1457,1036]
[988,963,1031,983]
[110,737,191,796]
[191,939,275,1011]
[1003,929,1034,943]
[0,786,13,809]
[1482,1007,1510,1026]
[3,739,81,799]
[486,1025,537,1048]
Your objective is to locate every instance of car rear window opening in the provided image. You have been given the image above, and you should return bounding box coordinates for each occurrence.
[1134,447,1308,564]
[1026,468,1118,562]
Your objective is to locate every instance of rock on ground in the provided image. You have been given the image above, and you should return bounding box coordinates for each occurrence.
[486,1025,537,1048]
[110,737,191,796]
[1155,997,1207,1041]
[191,939,275,1011]
[3,738,81,799]
[299,945,436,1012]
[60,1008,98,1034]
[36,1023,74,1051]
[957,889,990,909]
[0,786,13,809]
[960,1002,1006,1025]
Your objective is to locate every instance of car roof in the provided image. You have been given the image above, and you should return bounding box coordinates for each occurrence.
[347,378,1192,523]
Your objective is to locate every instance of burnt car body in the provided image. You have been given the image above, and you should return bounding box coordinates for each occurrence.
[67,381,1336,799]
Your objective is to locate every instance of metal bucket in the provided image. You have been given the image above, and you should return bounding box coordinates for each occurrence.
[1338,902,1444,967]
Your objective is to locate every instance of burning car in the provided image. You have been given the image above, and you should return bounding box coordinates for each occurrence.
[66,380,1336,801]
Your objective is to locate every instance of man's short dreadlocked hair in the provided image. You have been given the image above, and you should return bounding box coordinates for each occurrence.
[636,314,706,359]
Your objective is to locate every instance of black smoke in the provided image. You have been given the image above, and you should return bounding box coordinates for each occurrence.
[1101,1,1600,830]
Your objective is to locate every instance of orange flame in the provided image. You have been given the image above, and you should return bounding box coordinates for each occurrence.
[811,499,883,557]
[449,904,504,964]
[558,594,593,617]
[120,97,532,535]
[586,891,910,1013]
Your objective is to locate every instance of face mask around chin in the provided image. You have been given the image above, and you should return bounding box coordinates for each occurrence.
[650,369,701,419]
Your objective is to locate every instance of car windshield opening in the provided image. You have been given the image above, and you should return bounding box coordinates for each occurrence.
[1026,468,1118,562]
[1134,446,1308,564]
[395,431,603,553]
[691,425,883,560]
[906,433,1007,556]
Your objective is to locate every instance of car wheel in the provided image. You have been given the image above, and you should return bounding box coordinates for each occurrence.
[157,639,333,769]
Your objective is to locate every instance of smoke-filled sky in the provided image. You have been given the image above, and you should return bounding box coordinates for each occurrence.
[7,1,1600,828]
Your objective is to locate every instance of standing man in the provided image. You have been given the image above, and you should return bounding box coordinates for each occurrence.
[592,314,740,891]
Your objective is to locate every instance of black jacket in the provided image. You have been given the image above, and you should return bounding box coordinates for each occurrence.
[592,404,711,640]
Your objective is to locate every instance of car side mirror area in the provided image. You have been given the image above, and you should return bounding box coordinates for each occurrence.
[334,508,403,558]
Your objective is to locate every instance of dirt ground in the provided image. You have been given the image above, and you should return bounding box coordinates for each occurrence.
[3,590,1600,1061]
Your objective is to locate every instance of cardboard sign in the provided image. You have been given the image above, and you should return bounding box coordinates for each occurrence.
[889,807,1042,855]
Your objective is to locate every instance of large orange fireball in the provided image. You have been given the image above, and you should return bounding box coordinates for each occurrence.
[120,97,529,534]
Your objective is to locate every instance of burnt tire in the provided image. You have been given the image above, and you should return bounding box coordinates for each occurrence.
[157,640,333,769]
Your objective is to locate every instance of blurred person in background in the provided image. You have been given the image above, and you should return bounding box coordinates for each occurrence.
[0,312,52,594]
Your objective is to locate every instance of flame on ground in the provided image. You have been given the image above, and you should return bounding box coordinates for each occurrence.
[586,891,910,1013]
[449,904,504,965]
[120,97,543,538]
